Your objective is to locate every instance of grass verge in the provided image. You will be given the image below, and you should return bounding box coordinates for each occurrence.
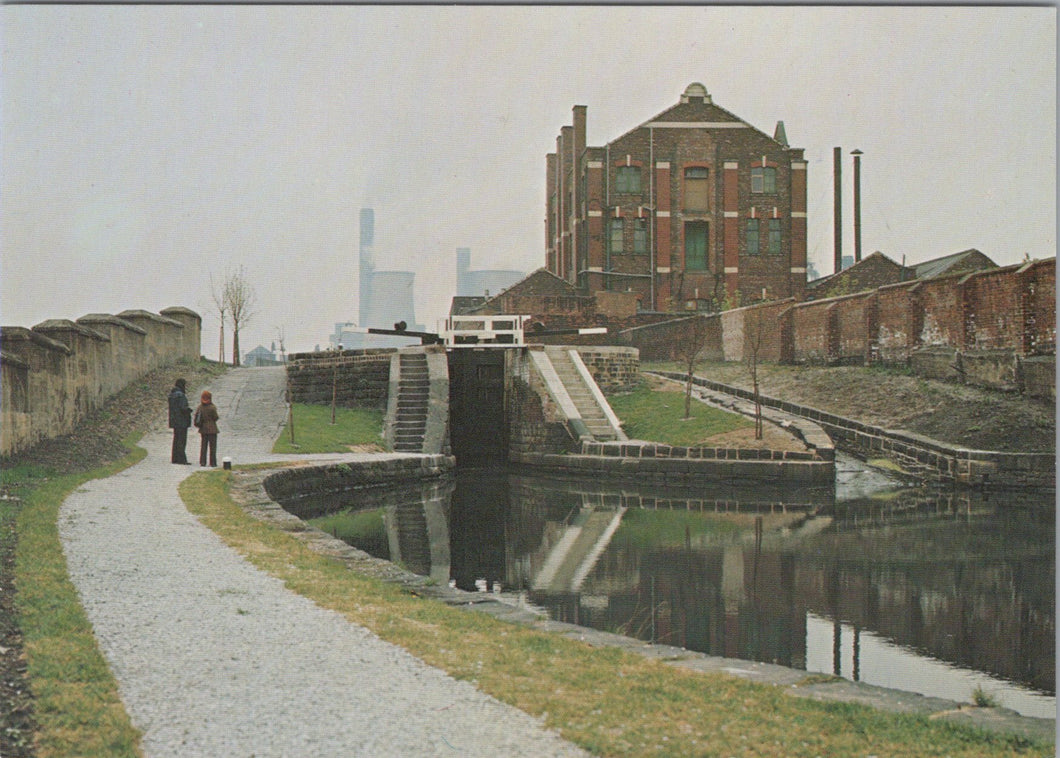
[607,379,752,445]
[180,468,1049,757]
[9,440,144,758]
[272,403,387,454]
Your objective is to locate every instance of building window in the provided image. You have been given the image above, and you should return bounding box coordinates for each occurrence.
[751,167,776,194]
[615,165,642,194]
[684,166,709,211]
[633,219,648,254]
[684,222,709,271]
[608,218,624,254]
[747,218,760,255]
[768,218,782,255]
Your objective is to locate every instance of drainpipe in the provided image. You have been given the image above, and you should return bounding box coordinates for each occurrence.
[605,144,611,285]
[650,126,656,311]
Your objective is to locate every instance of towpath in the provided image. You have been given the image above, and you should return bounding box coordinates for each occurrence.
[59,367,586,757]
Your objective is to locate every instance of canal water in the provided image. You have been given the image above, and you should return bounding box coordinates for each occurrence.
[296,454,1055,719]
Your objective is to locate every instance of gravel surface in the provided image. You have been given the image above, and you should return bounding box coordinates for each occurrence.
[59,368,586,757]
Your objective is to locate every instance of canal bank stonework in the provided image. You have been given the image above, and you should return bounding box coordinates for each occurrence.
[285,343,1046,490]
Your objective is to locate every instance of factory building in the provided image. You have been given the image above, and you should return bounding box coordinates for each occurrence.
[546,83,807,312]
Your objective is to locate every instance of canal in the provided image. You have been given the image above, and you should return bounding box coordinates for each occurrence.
[297,453,1055,719]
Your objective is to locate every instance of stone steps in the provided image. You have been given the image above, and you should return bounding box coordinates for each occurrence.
[393,354,430,452]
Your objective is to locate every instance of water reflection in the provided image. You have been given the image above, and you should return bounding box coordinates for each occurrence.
[286,456,1055,719]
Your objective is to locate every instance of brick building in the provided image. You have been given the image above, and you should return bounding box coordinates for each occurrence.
[546,83,807,313]
[806,248,997,300]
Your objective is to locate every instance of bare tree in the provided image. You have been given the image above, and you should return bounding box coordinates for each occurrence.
[209,272,228,364]
[745,308,767,440]
[675,315,712,419]
[223,265,257,367]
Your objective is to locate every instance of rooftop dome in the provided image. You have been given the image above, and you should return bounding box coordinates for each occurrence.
[681,82,712,104]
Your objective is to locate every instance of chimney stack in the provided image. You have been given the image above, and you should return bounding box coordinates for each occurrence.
[833,147,842,274]
[852,150,864,263]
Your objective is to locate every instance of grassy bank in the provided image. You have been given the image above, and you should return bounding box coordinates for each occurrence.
[181,467,1048,757]
[7,447,144,757]
[607,378,752,445]
[272,403,387,454]
[1,359,226,757]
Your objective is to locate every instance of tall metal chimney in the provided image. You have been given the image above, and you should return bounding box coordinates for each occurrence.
[833,147,843,274]
[852,150,863,263]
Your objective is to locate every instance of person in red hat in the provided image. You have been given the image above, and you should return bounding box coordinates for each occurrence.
[194,390,220,467]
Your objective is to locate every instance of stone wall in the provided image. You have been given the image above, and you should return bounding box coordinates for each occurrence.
[1,307,202,457]
[571,346,639,393]
[505,349,580,458]
[285,349,394,410]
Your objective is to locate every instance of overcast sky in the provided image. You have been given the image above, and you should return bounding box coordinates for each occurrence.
[2,6,1055,356]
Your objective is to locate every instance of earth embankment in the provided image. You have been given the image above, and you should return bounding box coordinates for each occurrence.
[647,361,1055,454]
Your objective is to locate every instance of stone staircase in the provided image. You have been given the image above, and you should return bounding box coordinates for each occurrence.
[544,347,623,441]
[392,352,430,452]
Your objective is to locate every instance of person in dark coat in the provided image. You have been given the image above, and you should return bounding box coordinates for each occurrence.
[194,390,220,467]
[167,378,192,464]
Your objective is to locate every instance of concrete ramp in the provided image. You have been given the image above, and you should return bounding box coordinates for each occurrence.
[530,348,626,442]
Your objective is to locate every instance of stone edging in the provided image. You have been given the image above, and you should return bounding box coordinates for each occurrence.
[513,377,837,485]
[223,456,1054,746]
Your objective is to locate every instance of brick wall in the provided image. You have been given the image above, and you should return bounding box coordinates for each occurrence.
[1,307,202,457]
[619,258,1055,393]
[874,281,920,362]
[620,315,724,363]
[833,293,874,364]
[790,300,834,364]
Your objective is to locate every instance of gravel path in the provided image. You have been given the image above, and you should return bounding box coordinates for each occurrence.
[59,367,587,757]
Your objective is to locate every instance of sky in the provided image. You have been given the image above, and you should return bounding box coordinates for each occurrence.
[2,6,1055,356]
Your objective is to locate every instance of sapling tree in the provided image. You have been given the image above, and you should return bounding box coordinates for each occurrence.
[675,315,712,419]
[745,307,768,440]
[223,265,257,367]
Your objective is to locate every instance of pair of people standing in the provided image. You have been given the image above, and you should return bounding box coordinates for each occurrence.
[168,379,220,466]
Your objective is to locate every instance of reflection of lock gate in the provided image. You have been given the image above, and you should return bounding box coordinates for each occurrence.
[351,313,607,348]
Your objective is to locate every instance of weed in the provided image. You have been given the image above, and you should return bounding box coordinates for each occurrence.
[973,685,1001,708]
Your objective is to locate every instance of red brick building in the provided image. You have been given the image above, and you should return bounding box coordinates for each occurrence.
[546,83,807,313]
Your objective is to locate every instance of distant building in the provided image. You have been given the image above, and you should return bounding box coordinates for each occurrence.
[244,343,283,367]
[805,248,998,300]
[455,247,524,298]
[341,208,424,350]
[546,82,808,312]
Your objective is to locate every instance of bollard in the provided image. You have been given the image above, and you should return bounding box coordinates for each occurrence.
[222,457,232,470]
